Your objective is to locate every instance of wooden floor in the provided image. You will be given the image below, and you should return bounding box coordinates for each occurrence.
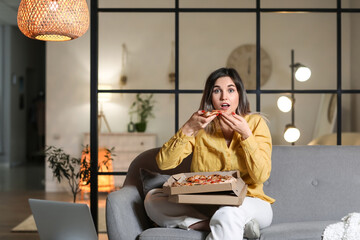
[0,189,109,240]
[0,162,111,240]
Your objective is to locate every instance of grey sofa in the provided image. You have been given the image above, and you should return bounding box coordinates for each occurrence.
[106,146,360,240]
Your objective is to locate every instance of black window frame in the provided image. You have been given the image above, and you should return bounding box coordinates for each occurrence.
[89,0,360,231]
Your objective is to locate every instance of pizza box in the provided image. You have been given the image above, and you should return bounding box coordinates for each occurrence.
[163,171,247,206]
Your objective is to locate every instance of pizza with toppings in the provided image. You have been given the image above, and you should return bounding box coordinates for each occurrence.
[171,174,236,187]
[203,110,223,117]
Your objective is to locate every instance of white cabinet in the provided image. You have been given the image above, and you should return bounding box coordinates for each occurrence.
[83,133,157,188]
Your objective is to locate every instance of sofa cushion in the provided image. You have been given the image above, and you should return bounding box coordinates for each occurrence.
[139,168,170,198]
[139,227,208,240]
[260,220,336,240]
[265,146,360,224]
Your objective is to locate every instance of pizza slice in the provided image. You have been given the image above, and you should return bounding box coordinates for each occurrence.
[203,110,223,117]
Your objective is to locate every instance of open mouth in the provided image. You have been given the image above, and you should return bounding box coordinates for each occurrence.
[221,103,230,109]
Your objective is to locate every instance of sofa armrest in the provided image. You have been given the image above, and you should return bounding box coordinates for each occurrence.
[106,186,150,240]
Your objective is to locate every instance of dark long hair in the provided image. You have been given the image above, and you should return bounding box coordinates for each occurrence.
[200,67,250,115]
[199,67,251,134]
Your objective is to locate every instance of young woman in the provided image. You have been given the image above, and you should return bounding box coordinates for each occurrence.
[144,67,275,240]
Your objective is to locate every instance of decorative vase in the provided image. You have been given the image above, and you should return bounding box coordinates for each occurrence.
[127,121,135,132]
[135,122,147,132]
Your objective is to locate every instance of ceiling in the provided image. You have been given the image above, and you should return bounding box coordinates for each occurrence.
[0,0,20,25]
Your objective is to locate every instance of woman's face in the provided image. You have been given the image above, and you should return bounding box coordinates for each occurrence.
[211,76,239,113]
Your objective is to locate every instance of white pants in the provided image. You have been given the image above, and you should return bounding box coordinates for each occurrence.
[144,188,273,240]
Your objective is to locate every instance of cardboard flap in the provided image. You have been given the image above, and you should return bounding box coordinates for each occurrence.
[170,173,185,182]
[230,178,246,197]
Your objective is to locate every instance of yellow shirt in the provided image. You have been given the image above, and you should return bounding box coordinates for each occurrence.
[156,114,275,204]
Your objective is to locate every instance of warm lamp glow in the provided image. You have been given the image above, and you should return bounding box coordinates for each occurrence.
[80,148,115,195]
[284,125,301,143]
[277,96,293,113]
[17,0,89,42]
[295,66,311,82]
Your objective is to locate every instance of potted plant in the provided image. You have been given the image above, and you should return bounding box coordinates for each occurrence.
[45,145,113,203]
[130,93,155,132]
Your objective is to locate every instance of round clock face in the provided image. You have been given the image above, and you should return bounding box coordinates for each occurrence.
[226,44,272,90]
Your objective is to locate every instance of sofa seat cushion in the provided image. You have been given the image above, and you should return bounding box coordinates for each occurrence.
[139,228,208,240]
[260,220,336,240]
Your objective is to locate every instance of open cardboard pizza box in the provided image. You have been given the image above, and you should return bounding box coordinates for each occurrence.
[163,170,247,206]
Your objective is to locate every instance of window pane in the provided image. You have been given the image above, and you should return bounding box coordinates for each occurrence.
[261,13,337,90]
[180,0,254,8]
[343,13,360,91]
[179,94,202,128]
[98,93,173,145]
[342,94,360,136]
[179,13,256,89]
[261,0,336,8]
[82,93,174,188]
[345,0,360,8]
[99,0,174,8]
[261,94,289,145]
[262,94,337,145]
[247,93,257,112]
[99,13,175,90]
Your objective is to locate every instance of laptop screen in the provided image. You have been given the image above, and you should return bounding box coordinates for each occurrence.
[29,199,98,240]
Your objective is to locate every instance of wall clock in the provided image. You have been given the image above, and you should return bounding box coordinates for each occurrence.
[226,44,272,90]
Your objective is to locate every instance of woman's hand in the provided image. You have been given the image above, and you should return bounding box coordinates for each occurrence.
[181,110,217,136]
[220,112,252,140]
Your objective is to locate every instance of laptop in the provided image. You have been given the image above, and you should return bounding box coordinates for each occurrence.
[29,199,98,240]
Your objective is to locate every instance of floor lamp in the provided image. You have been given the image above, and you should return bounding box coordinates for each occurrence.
[277,49,311,145]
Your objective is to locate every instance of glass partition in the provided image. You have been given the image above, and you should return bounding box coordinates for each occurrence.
[99,13,175,90]
[345,0,360,8]
[179,13,256,89]
[261,12,337,90]
[342,94,359,134]
[97,93,174,146]
[179,94,202,128]
[82,92,174,191]
[261,93,336,145]
[343,12,360,91]
[86,1,360,231]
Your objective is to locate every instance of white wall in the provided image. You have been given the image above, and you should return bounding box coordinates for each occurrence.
[45,31,91,191]
[45,0,359,191]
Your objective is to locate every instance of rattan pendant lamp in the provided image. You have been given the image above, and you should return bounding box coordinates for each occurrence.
[17,0,89,41]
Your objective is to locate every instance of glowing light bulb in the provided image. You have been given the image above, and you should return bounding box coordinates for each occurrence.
[277,96,292,113]
[284,125,300,143]
[295,66,311,82]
